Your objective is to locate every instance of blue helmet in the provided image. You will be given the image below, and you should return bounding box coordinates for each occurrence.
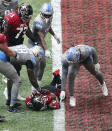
[68,47,80,63]
[40,3,53,17]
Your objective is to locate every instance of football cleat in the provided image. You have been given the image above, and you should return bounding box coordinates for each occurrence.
[6,100,22,108]
[101,82,108,96]
[8,106,24,113]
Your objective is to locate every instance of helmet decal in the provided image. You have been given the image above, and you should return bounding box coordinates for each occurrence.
[68,47,80,62]
[18,3,33,23]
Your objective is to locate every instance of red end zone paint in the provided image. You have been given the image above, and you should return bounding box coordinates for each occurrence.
[61,0,112,130]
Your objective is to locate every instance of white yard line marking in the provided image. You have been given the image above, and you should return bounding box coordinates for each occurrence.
[51,0,65,131]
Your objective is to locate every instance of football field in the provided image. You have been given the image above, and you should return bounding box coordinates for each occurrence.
[1,0,112,131]
[0,0,54,131]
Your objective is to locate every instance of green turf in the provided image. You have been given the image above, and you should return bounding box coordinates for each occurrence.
[0,0,53,131]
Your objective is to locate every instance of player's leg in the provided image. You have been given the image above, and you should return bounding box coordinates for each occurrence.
[0,61,23,113]
[83,57,108,96]
[68,64,80,107]
[50,69,61,89]
[6,63,25,101]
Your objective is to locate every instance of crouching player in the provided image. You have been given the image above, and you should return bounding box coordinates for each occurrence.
[0,44,48,113]
[25,70,61,110]
[60,44,108,107]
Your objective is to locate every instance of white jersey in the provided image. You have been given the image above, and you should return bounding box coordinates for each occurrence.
[9,45,37,66]
[0,0,18,17]
[33,13,52,36]
[62,45,98,64]
[28,13,52,46]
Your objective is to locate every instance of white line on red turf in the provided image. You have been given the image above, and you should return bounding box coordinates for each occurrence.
[51,0,65,131]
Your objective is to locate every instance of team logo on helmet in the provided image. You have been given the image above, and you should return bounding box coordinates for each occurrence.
[68,47,80,63]
[40,3,53,16]
[18,3,33,23]
[40,3,53,23]
[31,94,46,111]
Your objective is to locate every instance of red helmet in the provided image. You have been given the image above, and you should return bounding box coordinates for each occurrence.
[0,34,7,43]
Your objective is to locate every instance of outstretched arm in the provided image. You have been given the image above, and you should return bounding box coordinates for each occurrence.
[49,27,60,44]
[26,60,41,91]
[37,30,47,50]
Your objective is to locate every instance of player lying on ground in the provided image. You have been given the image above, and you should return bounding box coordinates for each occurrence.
[60,44,108,107]
[25,70,61,111]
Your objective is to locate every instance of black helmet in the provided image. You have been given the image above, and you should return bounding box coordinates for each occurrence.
[18,3,33,23]
[31,94,46,111]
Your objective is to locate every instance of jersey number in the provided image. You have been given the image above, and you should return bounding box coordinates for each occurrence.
[15,24,28,38]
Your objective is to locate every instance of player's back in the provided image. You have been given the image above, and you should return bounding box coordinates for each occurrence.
[63,45,92,63]
[9,45,36,65]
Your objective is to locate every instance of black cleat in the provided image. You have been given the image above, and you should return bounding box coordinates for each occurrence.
[8,106,24,114]
[6,100,21,108]
[13,103,22,108]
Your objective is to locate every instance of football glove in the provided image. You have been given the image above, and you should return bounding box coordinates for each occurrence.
[45,50,51,58]
[60,91,65,101]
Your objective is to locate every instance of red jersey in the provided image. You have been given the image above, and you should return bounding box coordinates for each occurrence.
[5,11,29,46]
[25,91,60,110]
